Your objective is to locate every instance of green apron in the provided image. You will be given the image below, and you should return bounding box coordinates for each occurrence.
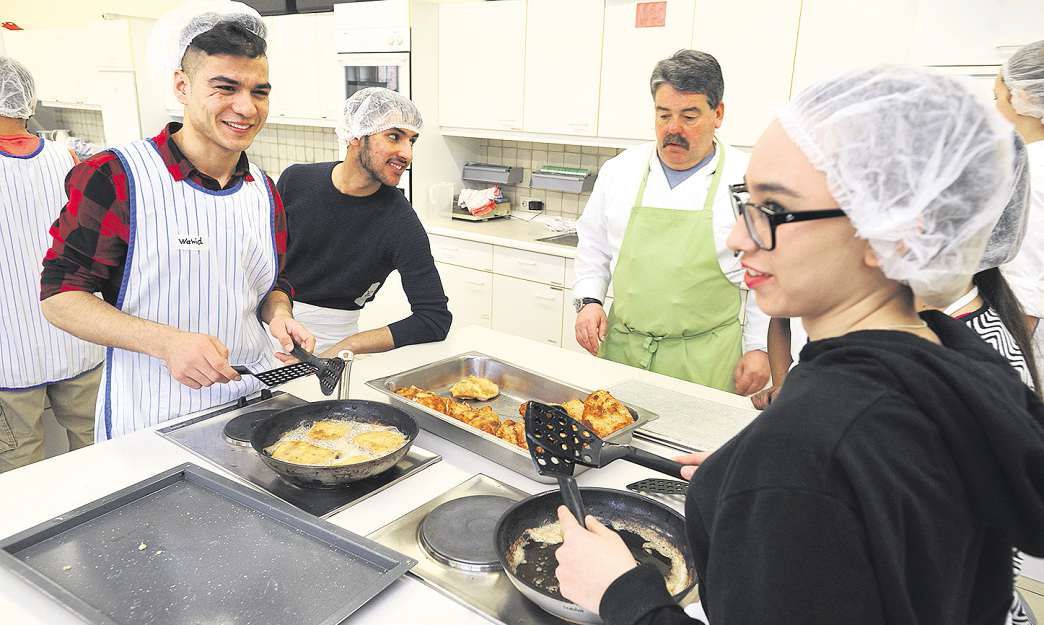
[599,141,742,391]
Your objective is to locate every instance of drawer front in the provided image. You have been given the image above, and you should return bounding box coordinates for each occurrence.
[494,246,565,286]
[437,262,493,329]
[492,274,564,346]
[564,258,614,299]
[429,234,494,271]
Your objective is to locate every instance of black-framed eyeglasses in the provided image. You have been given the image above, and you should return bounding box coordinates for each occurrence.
[729,183,846,251]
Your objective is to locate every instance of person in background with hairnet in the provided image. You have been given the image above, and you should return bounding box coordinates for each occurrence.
[549,66,1044,625]
[0,57,103,472]
[276,87,450,355]
[997,40,1044,378]
[38,2,314,441]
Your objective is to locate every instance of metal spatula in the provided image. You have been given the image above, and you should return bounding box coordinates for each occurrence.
[524,401,686,478]
[288,339,346,396]
[523,403,587,528]
[232,362,318,387]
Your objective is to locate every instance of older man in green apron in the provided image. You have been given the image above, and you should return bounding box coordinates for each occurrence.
[574,50,769,394]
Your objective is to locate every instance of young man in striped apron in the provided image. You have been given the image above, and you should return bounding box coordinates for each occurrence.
[40,6,314,441]
[0,57,104,472]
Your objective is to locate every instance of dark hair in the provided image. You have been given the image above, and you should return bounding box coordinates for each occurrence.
[974,267,1041,393]
[181,21,267,72]
[649,49,724,108]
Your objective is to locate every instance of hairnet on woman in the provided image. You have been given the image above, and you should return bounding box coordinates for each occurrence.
[550,66,1044,625]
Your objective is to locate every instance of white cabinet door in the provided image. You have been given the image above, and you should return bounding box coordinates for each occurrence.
[313,12,345,123]
[437,1,525,130]
[264,15,321,120]
[523,0,604,136]
[791,0,915,96]
[492,274,564,346]
[357,270,412,331]
[561,292,613,354]
[597,0,697,141]
[692,0,801,147]
[437,262,493,329]
[911,0,1044,66]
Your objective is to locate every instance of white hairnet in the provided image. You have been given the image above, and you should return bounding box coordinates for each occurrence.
[148,1,265,80]
[1002,40,1044,123]
[778,66,1017,307]
[336,87,422,143]
[979,133,1030,270]
[0,56,36,119]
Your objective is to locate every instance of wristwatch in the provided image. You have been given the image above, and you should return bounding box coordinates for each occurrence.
[573,297,603,313]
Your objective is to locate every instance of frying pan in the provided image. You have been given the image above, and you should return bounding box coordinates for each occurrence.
[494,488,696,624]
[250,400,418,489]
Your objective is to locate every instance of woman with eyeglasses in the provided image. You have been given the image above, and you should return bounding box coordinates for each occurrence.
[550,66,1044,625]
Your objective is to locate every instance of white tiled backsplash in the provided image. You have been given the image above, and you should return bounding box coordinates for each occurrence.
[43,107,106,146]
[246,123,342,182]
[473,139,623,218]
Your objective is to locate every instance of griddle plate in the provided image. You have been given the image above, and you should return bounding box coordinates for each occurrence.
[419,495,515,572]
[222,409,280,446]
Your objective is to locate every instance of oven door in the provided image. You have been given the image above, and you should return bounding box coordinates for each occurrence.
[336,52,411,101]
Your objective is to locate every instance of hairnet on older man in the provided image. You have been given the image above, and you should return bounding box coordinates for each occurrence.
[777,65,1018,308]
[336,87,423,143]
[147,0,265,79]
[1003,40,1044,122]
[0,56,36,120]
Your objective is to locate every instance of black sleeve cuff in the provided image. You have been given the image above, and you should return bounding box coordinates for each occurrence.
[599,564,688,625]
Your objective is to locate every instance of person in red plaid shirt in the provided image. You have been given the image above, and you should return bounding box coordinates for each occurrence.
[40,4,314,440]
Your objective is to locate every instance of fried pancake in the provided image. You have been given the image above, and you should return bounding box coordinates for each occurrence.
[395,385,425,399]
[467,405,501,434]
[331,454,370,465]
[353,430,407,454]
[582,390,634,437]
[307,419,351,441]
[561,399,585,421]
[268,440,339,465]
[445,399,476,422]
[495,419,527,449]
[450,375,500,400]
[413,391,450,414]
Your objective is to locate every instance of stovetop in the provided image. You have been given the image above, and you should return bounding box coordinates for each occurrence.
[368,474,572,625]
[156,391,441,518]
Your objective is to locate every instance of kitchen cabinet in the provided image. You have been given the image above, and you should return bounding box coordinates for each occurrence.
[429,234,494,271]
[3,28,94,106]
[437,1,525,131]
[492,274,564,346]
[561,292,614,355]
[492,247,565,286]
[314,13,346,123]
[264,14,322,121]
[597,0,697,141]
[522,0,604,136]
[910,0,1044,67]
[790,0,915,96]
[692,0,801,147]
[437,262,493,329]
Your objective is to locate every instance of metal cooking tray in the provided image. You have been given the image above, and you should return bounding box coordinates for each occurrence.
[0,463,415,625]
[366,352,658,483]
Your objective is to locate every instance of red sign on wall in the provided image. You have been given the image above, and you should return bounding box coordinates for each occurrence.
[635,2,667,28]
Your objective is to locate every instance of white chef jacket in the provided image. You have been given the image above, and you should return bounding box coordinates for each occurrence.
[1002,139,1044,372]
[574,141,769,353]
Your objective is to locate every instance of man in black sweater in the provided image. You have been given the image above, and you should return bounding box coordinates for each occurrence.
[277,88,450,355]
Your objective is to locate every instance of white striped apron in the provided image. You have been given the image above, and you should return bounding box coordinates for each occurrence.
[0,140,103,389]
[98,139,280,440]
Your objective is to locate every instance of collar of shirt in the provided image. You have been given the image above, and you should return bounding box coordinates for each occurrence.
[656,143,716,190]
[151,122,254,189]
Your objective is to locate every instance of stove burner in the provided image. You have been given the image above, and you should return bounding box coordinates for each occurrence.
[223,410,280,447]
[418,495,515,572]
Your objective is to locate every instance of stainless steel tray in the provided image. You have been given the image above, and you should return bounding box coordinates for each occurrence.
[0,463,415,625]
[366,352,658,482]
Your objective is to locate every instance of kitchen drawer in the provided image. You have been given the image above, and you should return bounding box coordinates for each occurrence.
[493,246,565,286]
[429,234,493,271]
[492,274,564,346]
[564,258,614,299]
[437,262,493,329]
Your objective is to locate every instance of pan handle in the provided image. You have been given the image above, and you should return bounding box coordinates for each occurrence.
[624,447,687,479]
[556,475,587,529]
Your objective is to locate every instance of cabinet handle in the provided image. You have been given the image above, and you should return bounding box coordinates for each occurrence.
[995,43,1028,49]
[535,294,557,302]
[516,260,538,266]
[465,280,487,287]
[441,246,460,252]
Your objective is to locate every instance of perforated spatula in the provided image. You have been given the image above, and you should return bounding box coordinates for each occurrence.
[232,362,318,388]
[524,401,686,478]
[288,338,345,396]
[523,403,587,528]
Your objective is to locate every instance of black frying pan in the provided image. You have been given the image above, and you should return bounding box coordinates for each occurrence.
[250,400,418,489]
[494,488,696,624]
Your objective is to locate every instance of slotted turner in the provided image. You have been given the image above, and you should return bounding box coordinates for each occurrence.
[232,362,317,387]
[524,401,686,478]
[627,478,688,497]
[523,402,588,528]
[288,339,346,396]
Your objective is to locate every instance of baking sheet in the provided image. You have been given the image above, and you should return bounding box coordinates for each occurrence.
[0,463,415,625]
[366,352,658,483]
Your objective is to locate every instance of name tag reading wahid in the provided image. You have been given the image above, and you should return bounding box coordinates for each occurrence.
[174,234,209,251]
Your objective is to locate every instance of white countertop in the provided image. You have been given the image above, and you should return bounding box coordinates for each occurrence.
[0,326,755,625]
[422,215,578,259]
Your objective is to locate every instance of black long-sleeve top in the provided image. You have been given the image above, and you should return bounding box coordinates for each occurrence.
[277,162,451,348]
[600,311,1044,625]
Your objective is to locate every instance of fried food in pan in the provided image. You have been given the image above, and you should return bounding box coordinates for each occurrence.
[353,430,407,454]
[268,440,339,465]
[307,419,351,441]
